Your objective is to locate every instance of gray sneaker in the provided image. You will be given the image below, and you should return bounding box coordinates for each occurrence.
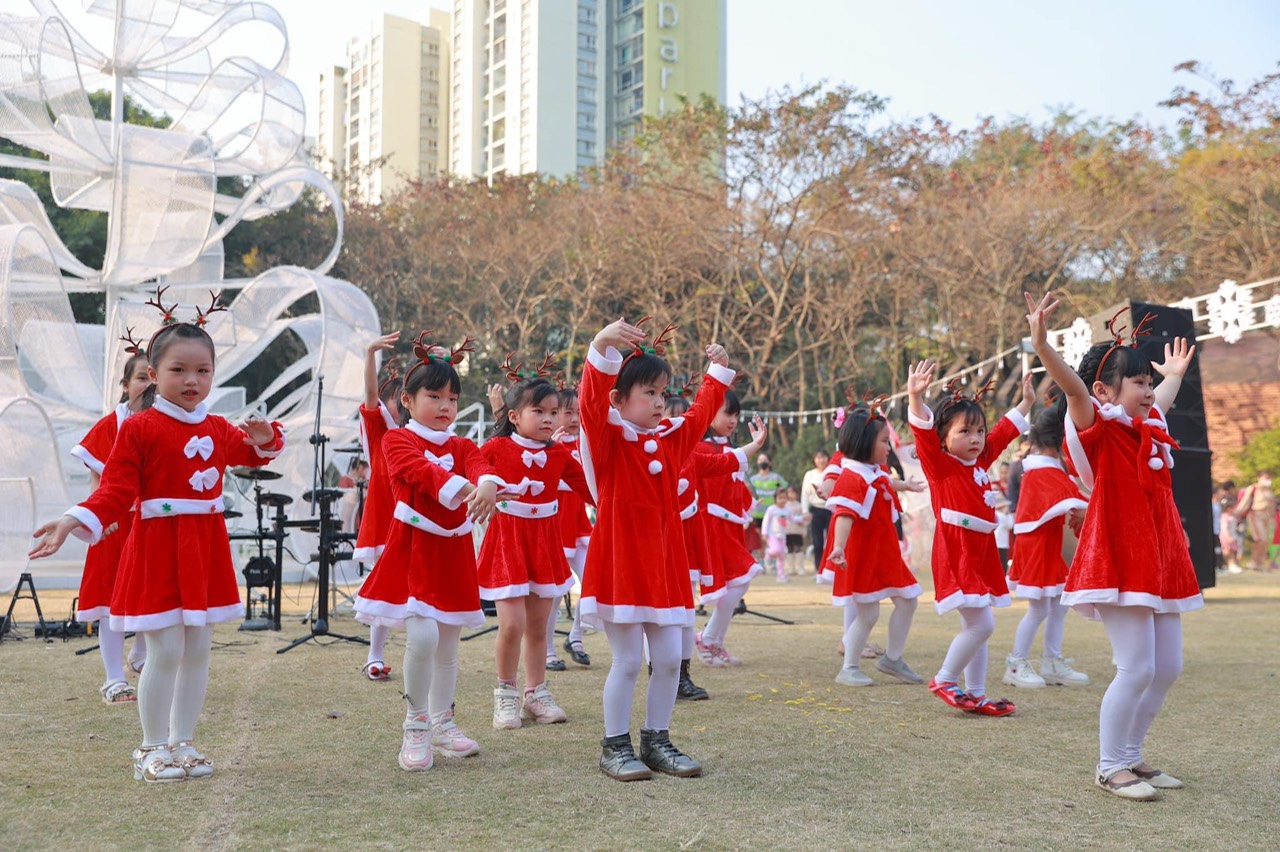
[835,666,874,687]
[875,655,924,684]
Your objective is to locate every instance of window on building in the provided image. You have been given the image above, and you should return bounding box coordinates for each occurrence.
[578,85,596,104]
[578,33,597,51]
[579,5,597,24]
[578,111,595,129]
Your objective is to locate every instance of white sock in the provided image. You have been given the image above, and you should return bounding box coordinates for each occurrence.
[98,621,127,684]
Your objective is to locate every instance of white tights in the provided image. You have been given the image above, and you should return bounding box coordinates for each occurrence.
[701,583,748,646]
[137,624,213,747]
[402,615,462,721]
[1011,597,1068,661]
[934,606,995,698]
[97,623,148,684]
[602,621,682,737]
[842,597,917,669]
[1096,606,1183,775]
[367,624,390,666]
[546,547,587,654]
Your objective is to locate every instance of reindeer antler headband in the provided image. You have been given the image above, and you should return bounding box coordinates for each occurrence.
[499,352,558,383]
[941,376,997,407]
[666,373,699,399]
[626,316,678,362]
[120,327,148,357]
[403,329,478,386]
[143,286,228,353]
[1094,307,1156,383]
[378,356,404,399]
[843,386,891,421]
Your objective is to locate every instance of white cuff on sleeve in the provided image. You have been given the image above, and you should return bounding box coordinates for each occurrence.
[707,363,736,387]
[65,506,103,545]
[438,475,470,510]
[477,474,505,490]
[907,407,935,430]
[587,345,623,376]
[69,445,104,475]
[1004,409,1031,435]
[729,447,749,477]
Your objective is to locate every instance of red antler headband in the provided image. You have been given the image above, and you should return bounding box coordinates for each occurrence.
[403,329,478,386]
[666,373,699,398]
[144,286,226,352]
[377,356,404,398]
[1093,307,1156,383]
[942,376,997,406]
[844,386,891,421]
[627,316,678,361]
[120,326,148,356]
[499,352,558,383]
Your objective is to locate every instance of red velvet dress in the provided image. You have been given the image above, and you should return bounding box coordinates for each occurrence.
[696,438,762,604]
[476,434,592,599]
[67,397,285,632]
[354,420,500,628]
[354,402,399,562]
[557,434,594,558]
[1007,454,1087,599]
[578,347,733,627]
[908,407,1029,613]
[822,460,920,605]
[679,444,749,584]
[1062,401,1203,618]
[70,404,135,623]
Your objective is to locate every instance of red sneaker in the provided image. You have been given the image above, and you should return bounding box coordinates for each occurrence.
[928,678,978,711]
[966,697,1016,717]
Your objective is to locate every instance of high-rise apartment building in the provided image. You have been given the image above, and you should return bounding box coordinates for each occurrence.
[329,11,452,204]
[315,65,348,180]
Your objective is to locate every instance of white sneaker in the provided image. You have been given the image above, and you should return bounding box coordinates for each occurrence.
[520,683,568,724]
[1041,656,1091,686]
[399,714,433,771]
[1002,656,1047,688]
[1227,563,1243,574]
[431,710,480,758]
[835,666,874,687]
[493,685,522,729]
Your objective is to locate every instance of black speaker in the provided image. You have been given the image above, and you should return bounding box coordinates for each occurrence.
[1170,447,1216,591]
[1129,300,1208,450]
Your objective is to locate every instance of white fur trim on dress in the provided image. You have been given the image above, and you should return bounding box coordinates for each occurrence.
[1013,497,1089,534]
[352,544,385,562]
[933,589,1012,615]
[108,602,244,632]
[707,362,736,387]
[66,505,104,544]
[393,501,473,537]
[826,492,875,520]
[140,497,223,519]
[479,581,532,600]
[679,499,699,520]
[706,502,750,526]
[1010,581,1064,600]
[579,597,694,629]
[725,562,763,588]
[76,604,111,623]
[1061,588,1204,621]
[907,407,935,430]
[354,595,486,629]
[831,583,922,607]
[588,344,624,375]
[70,444,105,475]
[939,508,998,534]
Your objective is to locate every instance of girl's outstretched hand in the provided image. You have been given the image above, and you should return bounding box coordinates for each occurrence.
[367,331,400,355]
[1024,291,1060,349]
[593,317,648,353]
[900,475,927,493]
[705,343,728,368]
[29,516,82,560]
[550,426,568,444]
[487,383,506,414]
[747,415,767,447]
[240,416,275,446]
[1017,371,1037,415]
[465,480,498,524]
[1153,337,1196,380]
[906,360,936,397]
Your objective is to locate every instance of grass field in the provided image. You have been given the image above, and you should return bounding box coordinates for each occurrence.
[1,570,1278,851]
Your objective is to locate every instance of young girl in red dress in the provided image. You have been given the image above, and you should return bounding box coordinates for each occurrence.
[31,293,285,783]
[354,332,500,771]
[579,318,734,781]
[1002,407,1091,689]
[477,358,593,730]
[355,331,405,682]
[546,382,594,670]
[72,349,155,703]
[1027,292,1201,800]
[906,361,1034,717]
[693,389,764,668]
[824,405,926,687]
[666,390,767,700]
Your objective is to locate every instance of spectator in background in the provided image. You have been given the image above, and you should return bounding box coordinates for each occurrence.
[783,486,809,576]
[1216,482,1242,574]
[749,453,788,528]
[801,449,832,573]
[1005,439,1031,511]
[1235,471,1277,571]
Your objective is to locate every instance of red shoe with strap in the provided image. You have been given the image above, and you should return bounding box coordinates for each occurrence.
[966,696,1016,717]
[363,661,393,681]
[928,678,979,711]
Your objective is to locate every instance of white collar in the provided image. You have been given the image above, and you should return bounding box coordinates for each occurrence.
[708,436,729,445]
[607,407,657,442]
[1095,397,1167,430]
[1022,453,1064,472]
[154,395,208,424]
[114,403,132,429]
[405,418,454,445]
[510,433,550,450]
[841,458,889,485]
[559,433,579,445]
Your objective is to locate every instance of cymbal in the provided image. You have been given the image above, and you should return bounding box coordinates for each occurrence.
[302,488,345,505]
[224,510,243,520]
[333,446,363,454]
[233,468,282,481]
[258,492,294,507]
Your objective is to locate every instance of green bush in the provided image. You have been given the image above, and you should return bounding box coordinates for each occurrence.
[1235,425,1280,481]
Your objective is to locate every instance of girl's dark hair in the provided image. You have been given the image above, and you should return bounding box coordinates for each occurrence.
[932,397,987,445]
[148,323,216,367]
[665,394,691,416]
[615,352,671,399]
[492,378,559,439]
[836,406,888,463]
[558,386,578,408]
[1076,342,1153,393]
[403,359,462,398]
[380,384,409,427]
[704,389,740,438]
[1028,406,1065,451]
[118,352,154,405]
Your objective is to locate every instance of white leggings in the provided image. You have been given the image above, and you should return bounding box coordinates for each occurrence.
[1096,606,1184,775]
[367,624,390,666]
[136,624,213,747]
[602,621,683,737]
[1011,597,1068,661]
[842,597,917,669]
[402,615,462,721]
[701,582,748,646]
[934,606,995,698]
[546,546,587,653]
[96,623,148,684]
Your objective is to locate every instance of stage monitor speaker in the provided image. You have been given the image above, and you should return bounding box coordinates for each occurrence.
[1129,300,1208,450]
[1171,447,1216,591]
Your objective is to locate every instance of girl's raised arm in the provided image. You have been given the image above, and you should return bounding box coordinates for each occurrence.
[1026,291,1095,432]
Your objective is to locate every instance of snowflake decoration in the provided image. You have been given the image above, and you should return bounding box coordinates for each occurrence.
[1207,279,1253,344]
[1058,317,1093,371]
[1266,294,1280,329]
